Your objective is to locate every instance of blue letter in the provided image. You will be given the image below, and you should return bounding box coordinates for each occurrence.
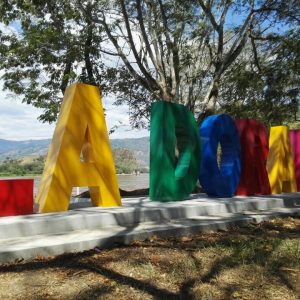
[199,114,241,197]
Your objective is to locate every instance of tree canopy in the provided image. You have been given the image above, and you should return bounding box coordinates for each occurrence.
[0,0,299,127]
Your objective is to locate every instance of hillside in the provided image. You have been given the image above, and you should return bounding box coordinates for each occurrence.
[0,139,51,159]
[0,137,150,167]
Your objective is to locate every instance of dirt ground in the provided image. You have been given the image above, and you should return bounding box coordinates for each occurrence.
[0,217,299,300]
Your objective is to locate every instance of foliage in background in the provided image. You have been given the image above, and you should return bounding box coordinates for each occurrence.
[0,156,45,176]
[218,26,300,126]
[0,147,144,176]
[288,121,300,129]
[112,148,139,174]
[0,0,299,128]
[0,1,107,123]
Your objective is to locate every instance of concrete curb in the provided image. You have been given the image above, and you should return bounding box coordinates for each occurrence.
[0,193,299,263]
[0,194,296,239]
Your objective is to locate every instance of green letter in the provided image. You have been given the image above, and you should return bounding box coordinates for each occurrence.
[150,101,201,201]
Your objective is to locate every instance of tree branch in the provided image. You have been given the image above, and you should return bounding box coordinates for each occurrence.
[198,0,219,31]
[83,3,96,85]
[119,0,158,89]
[157,0,178,98]
[250,26,262,74]
[221,11,254,73]
[77,0,158,93]
[136,0,166,86]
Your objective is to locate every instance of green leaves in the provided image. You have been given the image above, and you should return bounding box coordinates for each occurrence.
[0,0,299,128]
[0,0,105,123]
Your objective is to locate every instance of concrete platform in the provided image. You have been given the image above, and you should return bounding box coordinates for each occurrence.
[0,193,299,263]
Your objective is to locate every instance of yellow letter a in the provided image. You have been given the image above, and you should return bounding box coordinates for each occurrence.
[36,83,122,212]
[266,126,297,194]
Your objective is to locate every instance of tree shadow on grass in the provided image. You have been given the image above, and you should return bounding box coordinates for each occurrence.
[130,220,300,297]
[74,284,114,300]
[76,262,180,300]
[0,251,180,299]
[179,229,300,296]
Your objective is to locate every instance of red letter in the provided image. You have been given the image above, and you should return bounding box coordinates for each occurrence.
[235,119,271,195]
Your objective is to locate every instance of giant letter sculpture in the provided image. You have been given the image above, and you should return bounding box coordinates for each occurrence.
[199,114,241,197]
[235,119,271,195]
[36,83,121,212]
[267,126,297,194]
[289,129,300,191]
[150,101,201,201]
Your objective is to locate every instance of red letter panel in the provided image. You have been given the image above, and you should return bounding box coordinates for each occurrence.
[0,179,33,217]
[235,119,271,195]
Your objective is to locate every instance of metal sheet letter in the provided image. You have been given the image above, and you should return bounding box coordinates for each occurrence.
[36,83,121,212]
[199,114,241,197]
[235,119,271,195]
[266,126,297,194]
[150,101,201,201]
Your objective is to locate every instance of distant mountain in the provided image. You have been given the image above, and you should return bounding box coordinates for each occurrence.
[0,139,52,159]
[0,137,150,167]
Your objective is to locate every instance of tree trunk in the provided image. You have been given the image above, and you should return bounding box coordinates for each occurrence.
[84,4,96,85]
[60,58,73,94]
[203,75,221,111]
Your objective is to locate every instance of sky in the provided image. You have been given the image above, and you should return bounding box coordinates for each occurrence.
[0,88,149,141]
[0,23,149,141]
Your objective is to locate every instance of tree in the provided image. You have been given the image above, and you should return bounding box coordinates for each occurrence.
[218,4,300,125]
[0,0,153,127]
[0,0,299,127]
[79,0,299,116]
[0,1,106,122]
[112,148,139,174]
[0,156,45,176]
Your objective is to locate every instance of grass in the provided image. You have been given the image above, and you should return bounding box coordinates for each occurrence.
[0,217,299,299]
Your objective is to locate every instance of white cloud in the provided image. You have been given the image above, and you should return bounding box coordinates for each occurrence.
[101,94,149,139]
[0,22,18,35]
[0,94,56,140]
[0,86,149,141]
